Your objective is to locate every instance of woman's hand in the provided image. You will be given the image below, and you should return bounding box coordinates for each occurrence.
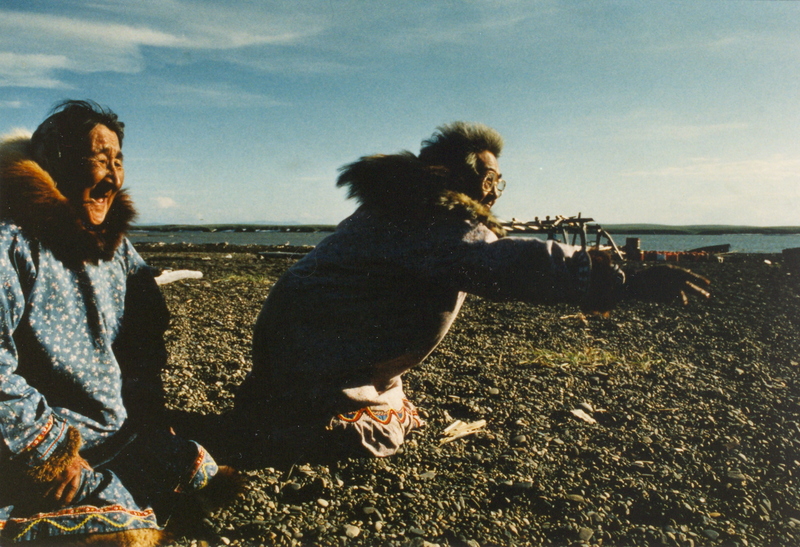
[43,455,92,506]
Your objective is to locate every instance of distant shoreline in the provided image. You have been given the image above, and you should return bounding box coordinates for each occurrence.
[133,223,800,236]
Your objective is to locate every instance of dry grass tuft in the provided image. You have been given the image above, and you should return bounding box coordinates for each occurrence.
[523,345,665,370]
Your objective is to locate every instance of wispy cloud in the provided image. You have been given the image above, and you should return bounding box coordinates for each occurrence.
[153,82,288,108]
[615,121,750,142]
[0,3,324,88]
[0,52,72,88]
[623,155,800,183]
[547,108,750,143]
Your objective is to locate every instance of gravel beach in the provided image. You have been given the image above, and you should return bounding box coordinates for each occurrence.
[137,243,800,547]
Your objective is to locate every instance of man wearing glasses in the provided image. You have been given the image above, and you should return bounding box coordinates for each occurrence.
[233,121,709,463]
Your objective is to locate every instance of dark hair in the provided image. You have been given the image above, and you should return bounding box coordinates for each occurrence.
[418,121,503,177]
[30,100,124,187]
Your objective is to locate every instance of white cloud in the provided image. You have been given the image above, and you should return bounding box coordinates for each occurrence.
[155,196,178,208]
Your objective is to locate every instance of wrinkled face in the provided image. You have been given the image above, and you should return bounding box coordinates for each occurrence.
[74,124,124,226]
[474,150,504,208]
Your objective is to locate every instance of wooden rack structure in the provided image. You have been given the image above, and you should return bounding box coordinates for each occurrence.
[502,214,624,260]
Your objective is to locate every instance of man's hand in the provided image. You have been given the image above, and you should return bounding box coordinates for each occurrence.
[626,265,711,305]
[43,455,92,506]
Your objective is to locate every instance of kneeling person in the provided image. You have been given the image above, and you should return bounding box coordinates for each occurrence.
[0,101,239,546]
[234,122,710,461]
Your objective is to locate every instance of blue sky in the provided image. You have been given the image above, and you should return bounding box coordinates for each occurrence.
[1,0,798,226]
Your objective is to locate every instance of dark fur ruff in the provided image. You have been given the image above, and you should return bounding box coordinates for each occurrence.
[0,133,136,268]
[337,152,506,238]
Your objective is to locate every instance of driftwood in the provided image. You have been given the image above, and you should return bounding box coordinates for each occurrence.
[258,251,308,259]
[440,419,487,444]
[155,269,203,285]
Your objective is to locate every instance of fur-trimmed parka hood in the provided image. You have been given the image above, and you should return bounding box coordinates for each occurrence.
[0,132,136,267]
[337,152,505,238]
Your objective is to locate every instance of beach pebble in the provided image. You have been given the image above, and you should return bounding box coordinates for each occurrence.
[343,524,360,538]
[363,506,384,520]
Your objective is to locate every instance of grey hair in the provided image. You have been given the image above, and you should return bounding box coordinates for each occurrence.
[418,121,503,178]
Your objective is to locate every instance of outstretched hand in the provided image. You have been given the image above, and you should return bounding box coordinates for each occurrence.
[626,264,711,305]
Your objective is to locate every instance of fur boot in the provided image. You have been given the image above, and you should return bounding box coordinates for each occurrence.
[165,466,246,541]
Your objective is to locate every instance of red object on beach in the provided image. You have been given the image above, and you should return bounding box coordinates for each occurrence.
[640,251,715,262]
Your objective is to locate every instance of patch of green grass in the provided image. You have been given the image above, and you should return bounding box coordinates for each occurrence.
[523,345,665,370]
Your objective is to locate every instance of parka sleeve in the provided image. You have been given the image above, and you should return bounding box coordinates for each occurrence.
[0,230,75,468]
[403,220,597,305]
[113,241,170,427]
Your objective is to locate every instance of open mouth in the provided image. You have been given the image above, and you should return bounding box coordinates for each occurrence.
[88,180,118,202]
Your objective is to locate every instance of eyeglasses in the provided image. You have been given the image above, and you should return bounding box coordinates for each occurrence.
[482,171,506,196]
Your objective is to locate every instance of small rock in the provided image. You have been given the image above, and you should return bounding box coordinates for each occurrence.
[488,387,500,396]
[571,408,597,424]
[587,511,603,523]
[316,498,329,508]
[578,527,594,542]
[703,529,720,540]
[344,524,360,538]
[512,434,527,445]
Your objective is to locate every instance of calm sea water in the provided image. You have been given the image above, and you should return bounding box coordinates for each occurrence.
[128,230,800,254]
